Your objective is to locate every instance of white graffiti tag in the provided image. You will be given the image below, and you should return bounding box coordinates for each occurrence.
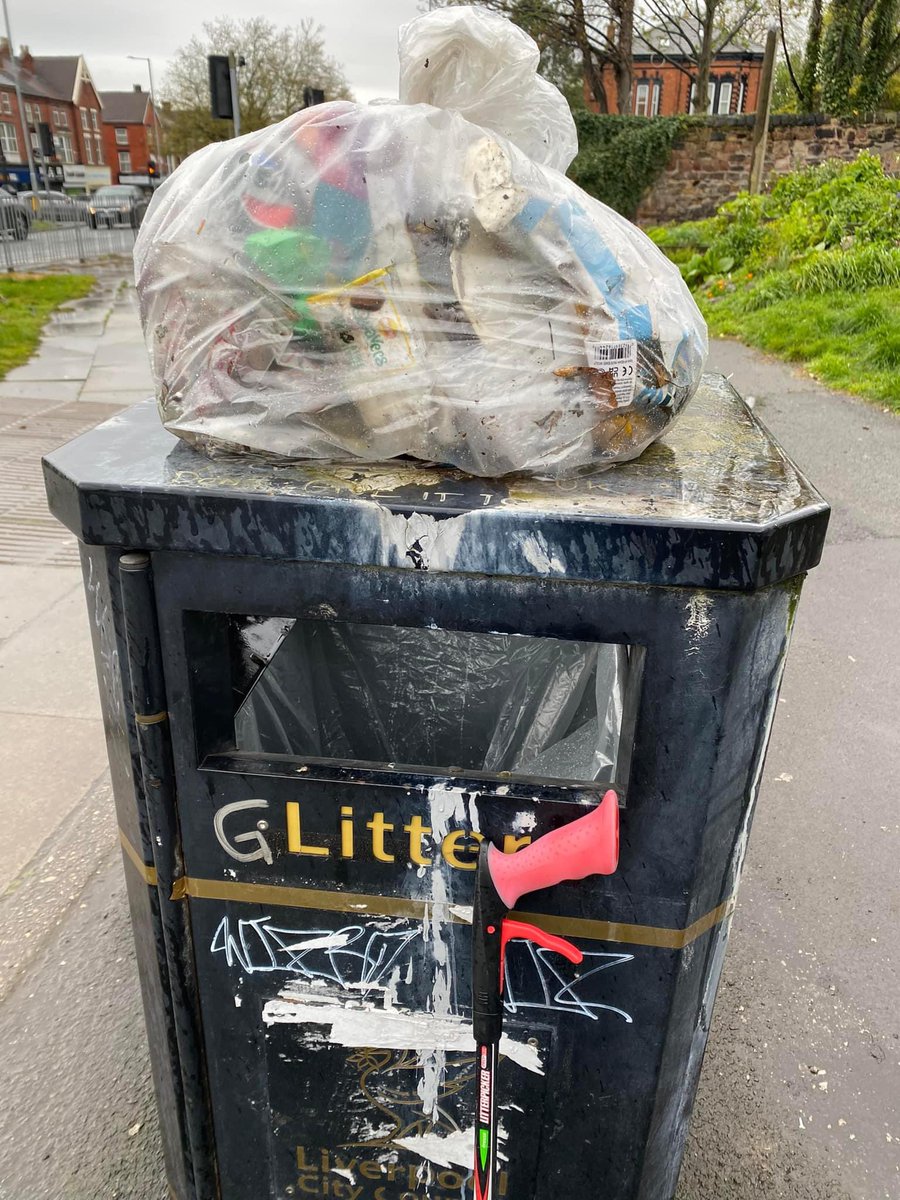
[210,917,633,1021]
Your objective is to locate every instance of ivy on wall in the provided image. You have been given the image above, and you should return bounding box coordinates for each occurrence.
[568,113,693,219]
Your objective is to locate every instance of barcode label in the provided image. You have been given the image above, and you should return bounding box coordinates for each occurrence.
[584,338,637,405]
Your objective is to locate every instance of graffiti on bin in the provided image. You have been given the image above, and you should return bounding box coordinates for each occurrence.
[210,916,634,1022]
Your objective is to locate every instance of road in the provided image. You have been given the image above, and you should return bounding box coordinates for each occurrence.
[1,222,138,270]
[0,337,897,1199]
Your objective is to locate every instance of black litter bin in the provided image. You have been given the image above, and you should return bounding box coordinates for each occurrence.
[43,375,828,1200]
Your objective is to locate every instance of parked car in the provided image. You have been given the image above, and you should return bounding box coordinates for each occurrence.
[19,189,87,224]
[87,185,149,230]
[0,192,31,240]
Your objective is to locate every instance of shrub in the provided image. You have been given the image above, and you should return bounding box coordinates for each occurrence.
[656,152,900,294]
[568,113,692,218]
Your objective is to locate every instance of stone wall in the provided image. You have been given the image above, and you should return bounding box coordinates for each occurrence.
[636,113,900,225]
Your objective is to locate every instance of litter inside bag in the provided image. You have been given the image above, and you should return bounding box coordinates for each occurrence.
[135,6,707,478]
[233,618,637,787]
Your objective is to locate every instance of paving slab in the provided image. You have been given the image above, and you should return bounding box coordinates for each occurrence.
[5,356,94,383]
[0,566,80,643]
[92,341,152,367]
[0,586,102,721]
[77,363,153,392]
[78,387,152,407]
[0,711,107,891]
[0,380,84,405]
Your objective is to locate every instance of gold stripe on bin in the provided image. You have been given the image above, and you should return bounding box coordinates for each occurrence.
[160,870,735,950]
[134,710,169,726]
[119,829,158,887]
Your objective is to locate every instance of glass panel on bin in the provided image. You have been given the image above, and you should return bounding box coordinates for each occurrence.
[223,615,641,788]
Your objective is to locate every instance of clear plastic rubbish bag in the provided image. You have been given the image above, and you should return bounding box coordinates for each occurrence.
[134,6,707,478]
[233,617,632,786]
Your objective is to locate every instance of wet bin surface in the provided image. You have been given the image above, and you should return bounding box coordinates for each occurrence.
[43,372,829,1200]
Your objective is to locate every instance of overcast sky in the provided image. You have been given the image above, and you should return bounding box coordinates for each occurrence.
[6,0,424,102]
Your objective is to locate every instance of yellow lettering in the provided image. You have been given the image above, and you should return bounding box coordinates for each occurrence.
[296,1147,315,1170]
[366,812,395,862]
[359,1161,383,1180]
[503,833,533,853]
[340,806,354,858]
[296,1174,320,1195]
[439,1170,464,1190]
[286,802,330,857]
[441,828,483,870]
[404,815,432,866]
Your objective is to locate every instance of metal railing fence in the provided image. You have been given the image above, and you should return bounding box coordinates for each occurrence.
[0,192,147,270]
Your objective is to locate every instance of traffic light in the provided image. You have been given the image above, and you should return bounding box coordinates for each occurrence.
[148,159,158,178]
[209,55,233,120]
[303,87,325,108]
[38,122,55,159]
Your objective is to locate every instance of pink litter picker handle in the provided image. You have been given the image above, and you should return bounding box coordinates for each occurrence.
[486,789,619,909]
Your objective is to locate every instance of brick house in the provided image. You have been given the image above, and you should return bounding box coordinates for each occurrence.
[588,30,765,117]
[0,41,110,192]
[101,86,165,187]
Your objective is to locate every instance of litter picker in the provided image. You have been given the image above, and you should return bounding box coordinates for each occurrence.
[471,790,620,1200]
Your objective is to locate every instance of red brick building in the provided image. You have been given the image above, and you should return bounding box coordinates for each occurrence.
[100,86,164,187]
[0,41,110,191]
[588,30,765,117]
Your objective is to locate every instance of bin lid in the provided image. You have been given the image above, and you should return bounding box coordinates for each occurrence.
[43,373,829,591]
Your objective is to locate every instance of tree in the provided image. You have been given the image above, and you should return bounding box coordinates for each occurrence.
[778,0,900,113]
[424,0,635,115]
[162,17,352,158]
[637,0,765,113]
[820,0,900,111]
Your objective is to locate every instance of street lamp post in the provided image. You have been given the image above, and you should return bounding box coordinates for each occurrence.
[1,0,40,194]
[127,54,164,181]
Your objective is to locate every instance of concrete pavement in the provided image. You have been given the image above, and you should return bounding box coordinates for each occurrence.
[676,342,900,1200]
[0,311,897,1198]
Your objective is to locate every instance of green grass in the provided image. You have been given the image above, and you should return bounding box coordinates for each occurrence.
[700,286,900,411]
[0,273,94,378]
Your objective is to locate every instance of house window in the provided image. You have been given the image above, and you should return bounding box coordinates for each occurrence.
[115,127,128,145]
[0,121,19,158]
[94,135,103,164]
[651,80,662,116]
[56,132,74,164]
[690,80,718,113]
[80,107,89,130]
[85,137,93,164]
[634,82,650,116]
[33,104,41,122]
[30,130,40,152]
[91,109,99,131]
[717,81,733,114]
[118,151,132,173]
[24,102,32,123]
[0,93,11,115]
[57,109,68,128]
[737,79,747,112]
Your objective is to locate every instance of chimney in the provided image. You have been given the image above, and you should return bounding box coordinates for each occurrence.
[19,44,34,74]
[0,38,10,65]
[133,83,143,93]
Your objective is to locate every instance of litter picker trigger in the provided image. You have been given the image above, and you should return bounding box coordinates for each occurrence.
[499,918,582,989]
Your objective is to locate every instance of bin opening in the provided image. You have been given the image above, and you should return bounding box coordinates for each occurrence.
[202,614,643,791]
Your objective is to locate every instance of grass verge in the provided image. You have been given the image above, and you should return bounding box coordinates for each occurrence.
[0,272,95,379]
[699,286,900,412]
